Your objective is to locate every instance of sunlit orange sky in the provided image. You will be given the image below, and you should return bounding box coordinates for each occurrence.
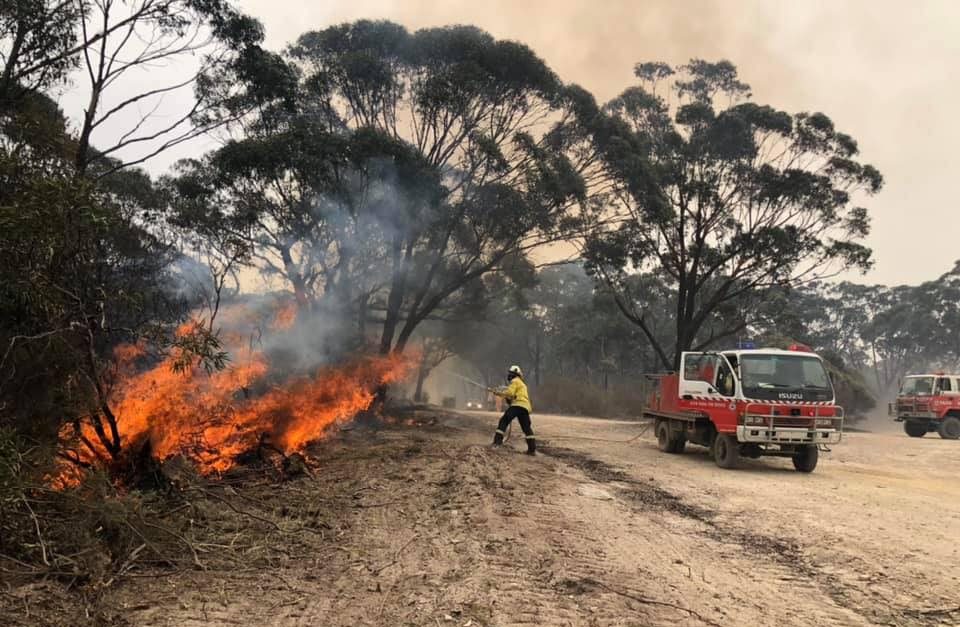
[66,1,956,287]
[228,0,957,287]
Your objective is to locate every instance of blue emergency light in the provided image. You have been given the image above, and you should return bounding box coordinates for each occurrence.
[736,340,756,349]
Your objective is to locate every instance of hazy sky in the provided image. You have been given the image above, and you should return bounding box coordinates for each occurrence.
[235,0,959,287]
[75,1,958,287]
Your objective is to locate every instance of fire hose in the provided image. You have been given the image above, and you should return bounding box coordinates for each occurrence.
[444,370,514,441]
[443,369,653,445]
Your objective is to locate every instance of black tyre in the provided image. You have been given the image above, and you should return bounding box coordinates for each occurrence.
[656,420,671,452]
[792,445,819,473]
[656,420,686,454]
[903,421,927,438]
[938,416,960,440]
[672,437,687,454]
[712,433,740,469]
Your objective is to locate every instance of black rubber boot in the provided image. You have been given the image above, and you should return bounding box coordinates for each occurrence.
[525,438,536,455]
[492,431,504,446]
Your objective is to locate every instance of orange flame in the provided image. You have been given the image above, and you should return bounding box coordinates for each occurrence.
[271,300,299,331]
[56,300,413,485]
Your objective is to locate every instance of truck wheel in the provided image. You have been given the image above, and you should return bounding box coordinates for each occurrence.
[656,421,671,452]
[938,416,960,440]
[903,421,927,438]
[792,445,819,473]
[656,421,686,454]
[671,436,687,454]
[712,433,739,469]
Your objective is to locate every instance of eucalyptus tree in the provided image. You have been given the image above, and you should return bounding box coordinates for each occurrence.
[581,60,883,369]
[180,20,590,356]
[288,21,587,355]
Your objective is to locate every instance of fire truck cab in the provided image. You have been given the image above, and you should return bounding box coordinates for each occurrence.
[643,345,844,472]
[889,374,960,439]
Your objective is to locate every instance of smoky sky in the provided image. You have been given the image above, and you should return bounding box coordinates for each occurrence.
[60,0,958,287]
[233,0,960,287]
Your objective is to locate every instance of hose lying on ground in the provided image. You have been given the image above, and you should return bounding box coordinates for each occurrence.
[536,420,652,444]
[499,421,653,445]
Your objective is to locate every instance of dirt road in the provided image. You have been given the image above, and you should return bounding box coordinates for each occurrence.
[11,410,960,626]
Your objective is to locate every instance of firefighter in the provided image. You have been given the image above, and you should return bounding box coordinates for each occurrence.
[489,365,536,455]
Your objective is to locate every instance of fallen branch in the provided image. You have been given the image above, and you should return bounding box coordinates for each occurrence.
[192,487,282,531]
[369,534,419,575]
[135,518,203,570]
[20,494,49,567]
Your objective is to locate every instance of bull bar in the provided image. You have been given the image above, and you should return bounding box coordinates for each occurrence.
[888,400,936,421]
[737,403,844,444]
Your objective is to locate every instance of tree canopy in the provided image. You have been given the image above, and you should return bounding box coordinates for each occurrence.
[581,59,883,368]
[175,20,590,357]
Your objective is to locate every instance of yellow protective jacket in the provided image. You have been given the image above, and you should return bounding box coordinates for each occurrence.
[494,377,532,412]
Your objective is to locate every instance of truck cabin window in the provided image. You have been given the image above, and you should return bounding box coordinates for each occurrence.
[684,354,717,384]
[739,355,831,400]
[716,362,735,396]
[900,377,935,396]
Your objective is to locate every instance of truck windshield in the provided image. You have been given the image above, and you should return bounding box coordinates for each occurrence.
[740,354,831,391]
[900,377,934,396]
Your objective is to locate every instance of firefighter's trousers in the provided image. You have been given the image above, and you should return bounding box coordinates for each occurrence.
[493,406,535,453]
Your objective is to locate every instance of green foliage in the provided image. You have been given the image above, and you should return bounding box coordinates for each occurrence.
[182,19,589,358]
[0,0,267,468]
[0,0,80,99]
[582,59,883,368]
[169,323,229,374]
[0,98,184,439]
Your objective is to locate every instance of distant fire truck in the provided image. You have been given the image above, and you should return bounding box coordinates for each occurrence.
[643,345,844,472]
[889,373,960,439]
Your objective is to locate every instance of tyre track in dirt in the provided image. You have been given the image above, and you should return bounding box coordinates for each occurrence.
[60,413,960,627]
[542,444,959,627]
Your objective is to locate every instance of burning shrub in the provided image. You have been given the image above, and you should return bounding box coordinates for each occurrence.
[55,300,414,486]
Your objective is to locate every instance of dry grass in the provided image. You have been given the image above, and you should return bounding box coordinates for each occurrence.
[0,430,344,626]
[534,376,648,418]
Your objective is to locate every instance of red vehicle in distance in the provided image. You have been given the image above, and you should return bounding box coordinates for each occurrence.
[644,345,844,472]
[889,373,960,439]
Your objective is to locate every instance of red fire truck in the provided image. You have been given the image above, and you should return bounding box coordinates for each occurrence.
[889,373,960,439]
[643,345,844,472]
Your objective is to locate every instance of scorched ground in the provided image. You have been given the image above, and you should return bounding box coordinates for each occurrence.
[4,410,958,626]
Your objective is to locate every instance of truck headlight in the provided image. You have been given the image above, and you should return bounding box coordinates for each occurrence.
[815,418,833,427]
[744,415,765,426]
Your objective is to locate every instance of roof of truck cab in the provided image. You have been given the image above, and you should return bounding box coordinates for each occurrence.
[720,348,824,358]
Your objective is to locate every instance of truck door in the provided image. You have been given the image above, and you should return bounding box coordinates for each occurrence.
[680,353,725,398]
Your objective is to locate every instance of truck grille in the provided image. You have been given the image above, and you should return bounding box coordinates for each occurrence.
[773,417,815,427]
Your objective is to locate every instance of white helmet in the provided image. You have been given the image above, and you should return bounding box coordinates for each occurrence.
[508,365,523,377]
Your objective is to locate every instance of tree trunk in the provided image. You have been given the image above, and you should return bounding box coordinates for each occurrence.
[0,20,26,100]
[534,332,542,387]
[414,365,428,403]
[279,245,310,309]
[871,343,882,392]
[379,236,408,355]
[357,292,369,339]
